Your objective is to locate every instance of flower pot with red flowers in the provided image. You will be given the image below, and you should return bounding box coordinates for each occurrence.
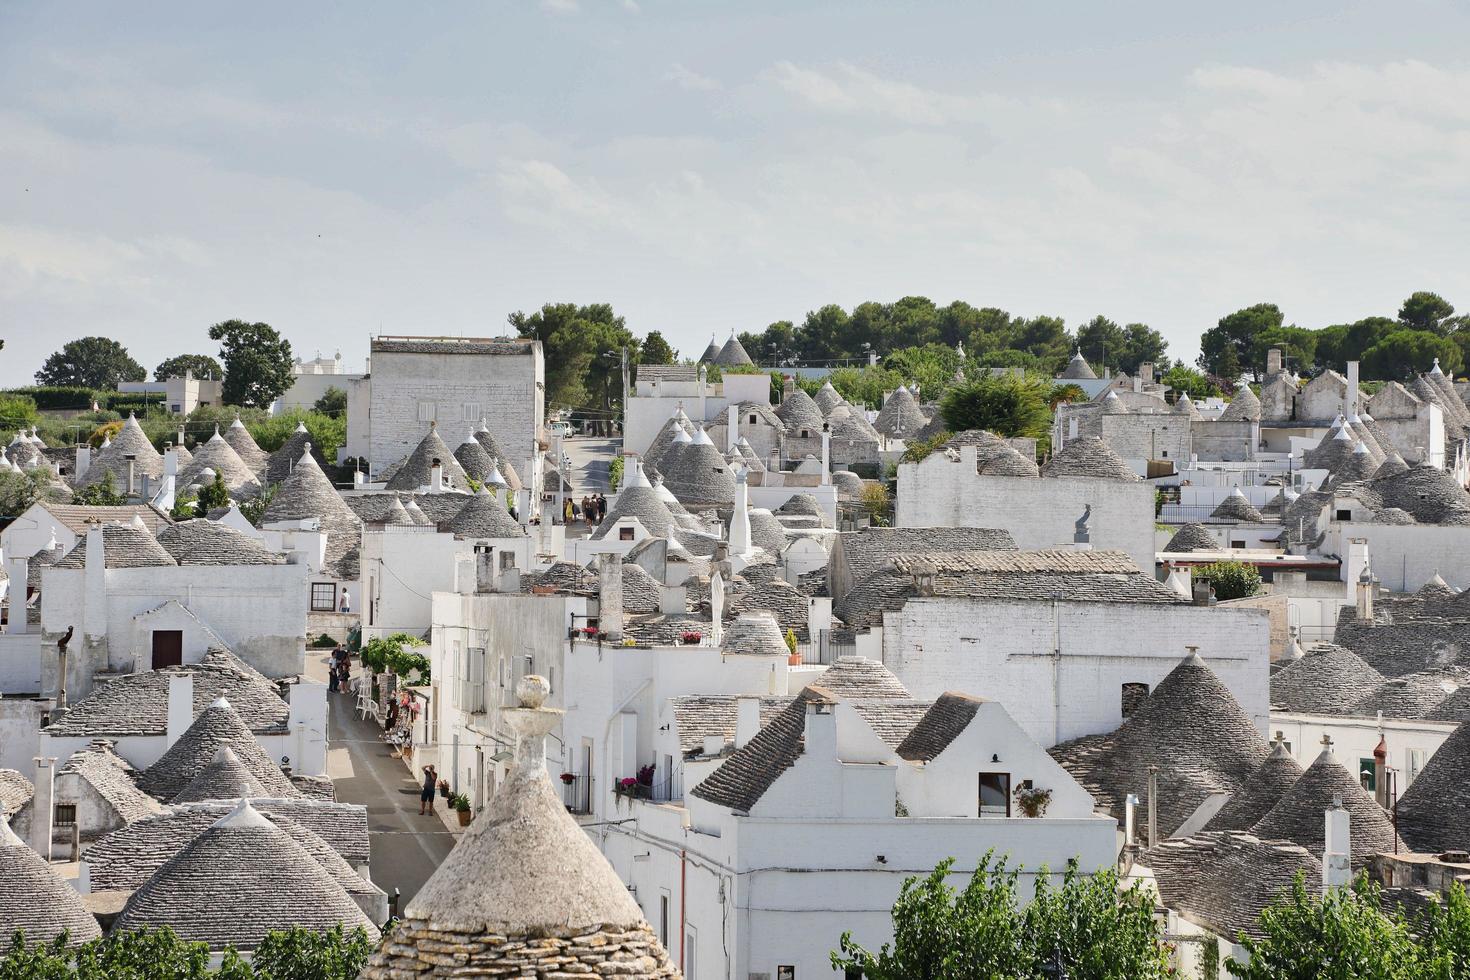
[560,772,577,785]
[680,631,702,646]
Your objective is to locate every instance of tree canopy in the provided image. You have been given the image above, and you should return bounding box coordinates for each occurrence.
[939,374,1053,443]
[509,303,635,413]
[209,320,294,408]
[313,385,348,415]
[638,330,676,366]
[154,354,223,382]
[35,337,146,389]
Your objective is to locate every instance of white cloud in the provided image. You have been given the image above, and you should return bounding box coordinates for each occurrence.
[540,0,580,14]
[664,63,720,92]
[763,60,998,126]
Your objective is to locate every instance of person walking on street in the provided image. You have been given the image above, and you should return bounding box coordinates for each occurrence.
[419,764,438,815]
[327,648,340,693]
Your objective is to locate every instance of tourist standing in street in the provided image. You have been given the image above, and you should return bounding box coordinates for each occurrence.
[419,764,438,815]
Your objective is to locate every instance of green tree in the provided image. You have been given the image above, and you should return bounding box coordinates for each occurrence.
[939,374,1052,442]
[0,468,63,520]
[1011,315,1073,372]
[209,320,294,408]
[1399,291,1456,335]
[509,303,633,411]
[1315,317,1398,370]
[1253,326,1317,375]
[247,925,377,980]
[72,470,126,506]
[1199,559,1262,601]
[1119,322,1169,375]
[35,337,146,389]
[1198,303,1283,377]
[1361,330,1463,381]
[1075,316,1126,373]
[638,331,676,366]
[1161,364,1221,400]
[359,632,430,683]
[832,854,1171,980]
[155,354,224,382]
[312,386,348,416]
[196,472,230,513]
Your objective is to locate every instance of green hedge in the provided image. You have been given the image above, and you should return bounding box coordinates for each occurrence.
[2,386,100,410]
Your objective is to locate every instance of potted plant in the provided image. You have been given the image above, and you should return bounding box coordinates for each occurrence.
[560,772,577,785]
[450,792,472,826]
[437,778,451,797]
[1013,785,1052,818]
[680,631,702,646]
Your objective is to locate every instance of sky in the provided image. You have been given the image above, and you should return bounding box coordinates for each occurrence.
[2,1,1469,385]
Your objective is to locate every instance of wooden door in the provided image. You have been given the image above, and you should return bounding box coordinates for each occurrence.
[151,630,184,669]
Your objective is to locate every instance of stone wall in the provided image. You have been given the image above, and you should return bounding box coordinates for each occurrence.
[361,919,680,977]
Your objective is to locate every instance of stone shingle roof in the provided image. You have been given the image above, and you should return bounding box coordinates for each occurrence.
[373,337,533,355]
[171,746,270,803]
[1397,720,1470,852]
[836,525,1016,593]
[591,485,678,540]
[670,696,792,754]
[223,418,270,472]
[944,430,1041,477]
[712,334,754,367]
[775,388,826,433]
[43,649,289,738]
[178,432,262,497]
[1042,436,1139,481]
[874,387,928,440]
[445,487,525,538]
[619,561,663,614]
[1334,607,1470,678]
[1210,490,1264,523]
[720,611,791,657]
[642,413,697,472]
[452,434,496,483]
[813,381,844,415]
[0,770,32,819]
[1361,464,1470,525]
[54,521,176,569]
[692,659,911,812]
[113,800,375,950]
[1218,385,1262,422]
[1163,523,1218,553]
[1050,653,1270,836]
[660,436,737,506]
[895,692,983,762]
[0,818,103,945]
[519,559,596,594]
[75,415,163,489]
[1060,352,1097,380]
[698,338,721,363]
[1147,831,1319,941]
[59,742,166,827]
[260,447,361,579]
[157,519,286,565]
[136,699,299,801]
[383,423,472,492]
[1269,643,1385,715]
[263,425,330,486]
[748,507,789,554]
[1251,747,1399,867]
[1203,742,1303,832]
[1351,670,1466,719]
[342,492,466,526]
[471,423,523,490]
[725,578,813,641]
[38,501,171,534]
[827,402,882,443]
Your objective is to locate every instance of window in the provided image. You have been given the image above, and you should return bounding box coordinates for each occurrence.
[54,803,76,826]
[659,893,670,947]
[619,527,635,541]
[778,968,795,980]
[1336,509,1352,521]
[749,414,758,425]
[417,401,436,422]
[978,772,1011,817]
[463,648,486,713]
[1121,683,1149,718]
[311,582,337,612]
[684,927,697,979]
[1409,748,1427,785]
[463,402,481,421]
[1160,450,1168,458]
[799,429,810,438]
[1359,758,1376,792]
[1230,540,1246,549]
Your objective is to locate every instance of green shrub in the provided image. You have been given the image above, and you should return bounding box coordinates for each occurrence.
[360,633,430,684]
[311,633,338,648]
[1,386,99,411]
[1198,559,1262,601]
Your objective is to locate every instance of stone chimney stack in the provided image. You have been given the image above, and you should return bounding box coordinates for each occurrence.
[820,423,831,486]
[729,469,753,557]
[1267,347,1283,377]
[124,455,137,497]
[727,404,739,453]
[1347,360,1361,416]
[475,543,495,594]
[1373,730,1389,809]
[735,696,761,749]
[1140,362,1155,385]
[597,553,623,641]
[83,522,106,640]
[166,673,194,749]
[30,756,56,860]
[1356,562,1375,621]
[782,375,795,402]
[430,459,443,493]
[74,445,91,481]
[1323,796,1352,892]
[804,694,837,761]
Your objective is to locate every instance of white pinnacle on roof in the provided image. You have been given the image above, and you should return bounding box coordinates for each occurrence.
[485,460,508,488]
[623,457,651,489]
[210,696,231,710]
[1432,357,1444,376]
[101,434,112,448]
[671,426,693,446]
[693,425,715,447]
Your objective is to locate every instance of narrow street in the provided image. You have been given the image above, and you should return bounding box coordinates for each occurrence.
[320,664,457,909]
[562,435,618,494]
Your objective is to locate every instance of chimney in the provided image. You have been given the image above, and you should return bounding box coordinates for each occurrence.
[498,550,521,593]
[804,696,837,760]
[1356,562,1375,621]
[30,756,57,860]
[74,445,91,481]
[1323,798,1352,892]
[598,553,624,641]
[164,446,179,478]
[1267,347,1283,377]
[659,584,687,615]
[1347,360,1360,416]
[83,522,106,639]
[1146,765,1159,849]
[735,696,761,749]
[1373,730,1389,808]
[1067,416,1079,441]
[124,455,137,496]
[1140,362,1155,385]
[820,423,831,485]
[1191,578,1214,606]
[430,459,443,493]
[1124,793,1139,850]
[729,470,753,557]
[475,543,495,593]
[166,673,194,749]
[727,404,739,453]
[353,468,365,488]
[782,375,795,401]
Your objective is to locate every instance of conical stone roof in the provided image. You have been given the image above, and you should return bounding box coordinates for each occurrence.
[1174,393,1201,418]
[1163,523,1218,553]
[1399,720,1470,852]
[699,337,720,363]
[172,746,269,803]
[113,800,375,950]
[264,423,329,486]
[1373,454,1410,479]
[472,422,523,490]
[1098,390,1129,415]
[591,486,678,540]
[1352,670,1463,719]
[814,381,844,415]
[385,423,472,492]
[77,415,164,489]
[1204,741,1304,832]
[381,497,413,526]
[1329,442,1378,484]
[1269,644,1384,715]
[453,434,498,483]
[1251,746,1398,867]
[874,386,928,439]
[642,413,697,471]
[178,430,262,497]
[361,677,678,977]
[1050,652,1270,836]
[0,817,103,944]
[1218,385,1261,422]
[1210,489,1264,522]
[137,699,298,801]
[776,387,826,433]
[1303,426,1357,472]
[447,487,525,538]
[660,432,737,506]
[223,417,270,472]
[712,333,754,367]
[1060,352,1098,380]
[260,447,361,579]
[1042,436,1139,481]
[1370,464,1470,525]
[722,611,791,657]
